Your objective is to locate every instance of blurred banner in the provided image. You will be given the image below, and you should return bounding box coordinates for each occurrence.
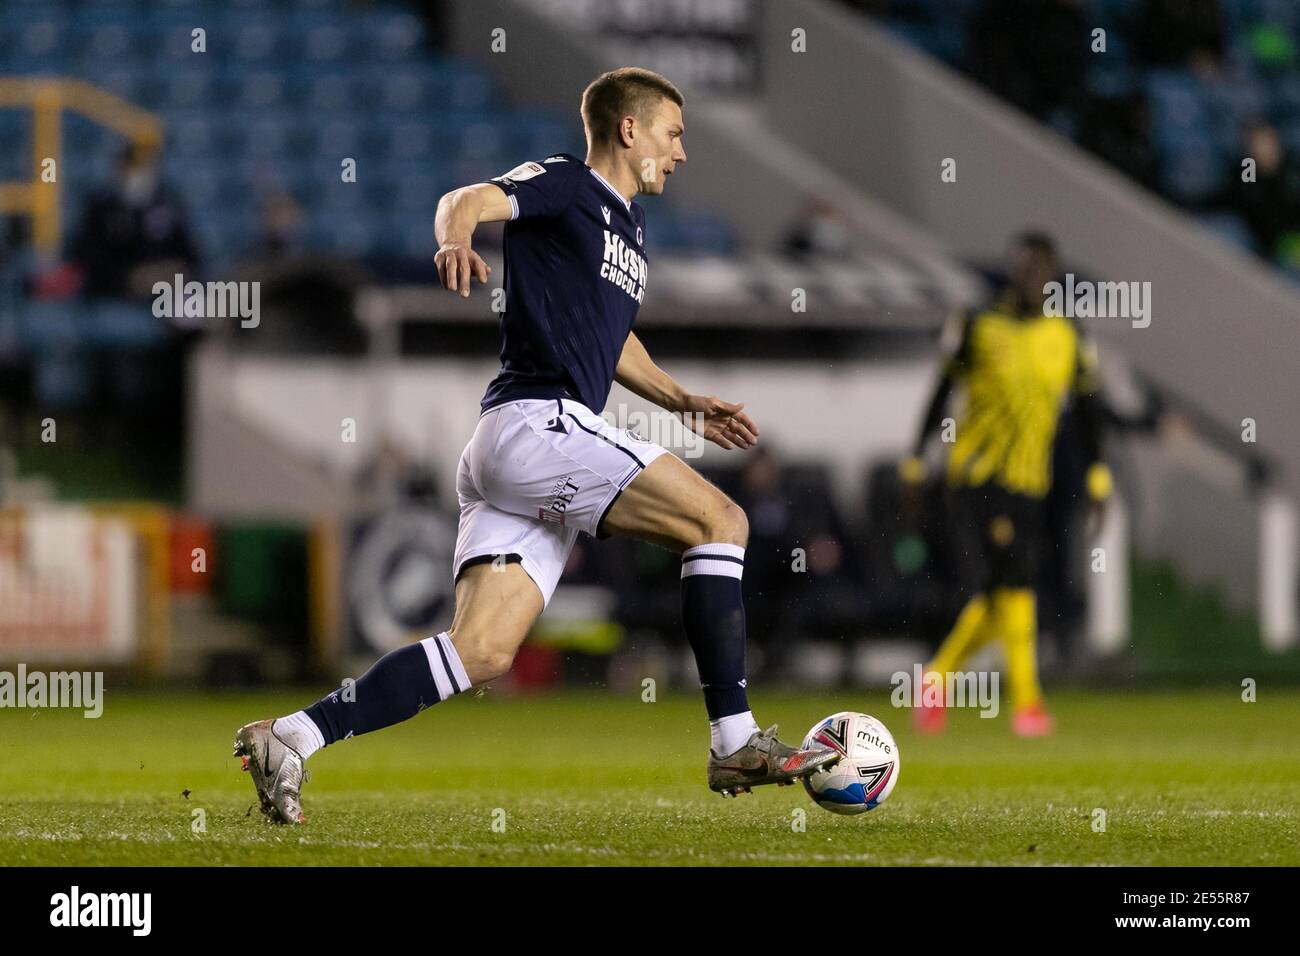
[342,506,455,662]
[528,0,760,92]
[0,505,142,666]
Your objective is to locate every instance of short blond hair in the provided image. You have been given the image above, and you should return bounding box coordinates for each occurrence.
[580,67,683,145]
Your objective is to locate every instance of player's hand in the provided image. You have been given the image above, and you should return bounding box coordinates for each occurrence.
[898,456,926,515]
[435,239,491,297]
[681,394,759,450]
[1084,498,1108,539]
[1083,462,1112,538]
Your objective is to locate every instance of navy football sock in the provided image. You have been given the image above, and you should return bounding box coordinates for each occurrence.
[681,543,751,721]
[300,632,470,749]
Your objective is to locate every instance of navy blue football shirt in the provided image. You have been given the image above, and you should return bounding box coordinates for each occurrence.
[477,153,649,415]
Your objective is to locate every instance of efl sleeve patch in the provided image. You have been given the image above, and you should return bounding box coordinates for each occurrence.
[483,157,579,219]
[494,161,546,185]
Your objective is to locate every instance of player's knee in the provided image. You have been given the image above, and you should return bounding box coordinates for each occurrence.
[448,628,522,683]
[464,643,517,683]
[476,647,518,682]
[696,498,748,548]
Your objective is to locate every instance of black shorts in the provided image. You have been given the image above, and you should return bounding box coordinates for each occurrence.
[946,484,1043,593]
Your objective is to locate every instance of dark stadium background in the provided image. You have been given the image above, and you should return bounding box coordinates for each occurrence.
[2,0,1299,695]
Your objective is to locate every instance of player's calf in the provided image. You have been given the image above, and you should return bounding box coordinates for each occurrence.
[603,456,813,789]
[231,632,475,823]
[229,563,542,822]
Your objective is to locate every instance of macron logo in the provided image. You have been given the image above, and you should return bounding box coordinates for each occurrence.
[601,205,611,225]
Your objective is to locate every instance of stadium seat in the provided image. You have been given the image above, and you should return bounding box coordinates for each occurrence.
[1205,76,1268,146]
[678,213,739,256]
[6,13,70,61]
[1161,134,1227,204]
[882,20,967,66]
[0,0,736,269]
[1147,71,1213,140]
[1197,212,1259,254]
[231,70,292,110]
[0,115,33,180]
[33,350,93,407]
[1280,117,1300,155]
[1273,75,1300,120]
[306,209,378,257]
[20,300,86,351]
[357,10,428,62]
[87,301,167,349]
[313,115,373,161]
[1224,0,1300,33]
[153,64,221,111]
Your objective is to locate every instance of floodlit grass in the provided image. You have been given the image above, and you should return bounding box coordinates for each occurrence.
[1,688,1297,865]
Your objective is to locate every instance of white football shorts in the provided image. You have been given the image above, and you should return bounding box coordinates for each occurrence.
[453,397,670,606]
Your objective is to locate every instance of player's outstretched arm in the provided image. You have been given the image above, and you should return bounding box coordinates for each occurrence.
[1073,337,1113,532]
[615,332,759,451]
[900,308,969,486]
[910,372,954,459]
[433,183,511,297]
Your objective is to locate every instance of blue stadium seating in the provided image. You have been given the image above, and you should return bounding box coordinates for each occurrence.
[881,0,1300,267]
[1198,212,1258,253]
[0,0,733,271]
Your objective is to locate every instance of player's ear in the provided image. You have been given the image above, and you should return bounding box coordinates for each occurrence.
[618,114,636,149]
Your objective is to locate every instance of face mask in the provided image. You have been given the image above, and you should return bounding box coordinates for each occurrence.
[122,169,158,205]
[810,216,849,253]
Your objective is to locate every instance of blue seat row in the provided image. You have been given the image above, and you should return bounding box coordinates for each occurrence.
[0,0,738,263]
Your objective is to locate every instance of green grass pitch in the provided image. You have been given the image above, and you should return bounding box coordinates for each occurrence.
[1,687,1297,866]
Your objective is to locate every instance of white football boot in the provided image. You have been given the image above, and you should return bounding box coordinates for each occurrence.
[233,719,307,824]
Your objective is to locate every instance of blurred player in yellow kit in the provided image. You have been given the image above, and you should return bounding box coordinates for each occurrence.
[900,233,1112,736]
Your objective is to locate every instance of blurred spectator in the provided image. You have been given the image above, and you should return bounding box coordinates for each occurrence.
[836,0,896,16]
[353,434,439,509]
[255,191,307,261]
[966,0,1088,126]
[782,200,851,258]
[1215,119,1300,262]
[1080,91,1161,193]
[353,433,449,530]
[69,143,201,301]
[230,193,368,356]
[1134,0,1226,74]
[1045,386,1165,663]
[727,446,862,661]
[730,446,796,650]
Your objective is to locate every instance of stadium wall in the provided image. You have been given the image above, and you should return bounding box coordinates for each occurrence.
[188,347,934,521]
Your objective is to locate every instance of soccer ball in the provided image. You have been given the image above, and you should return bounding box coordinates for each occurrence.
[801,712,900,815]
